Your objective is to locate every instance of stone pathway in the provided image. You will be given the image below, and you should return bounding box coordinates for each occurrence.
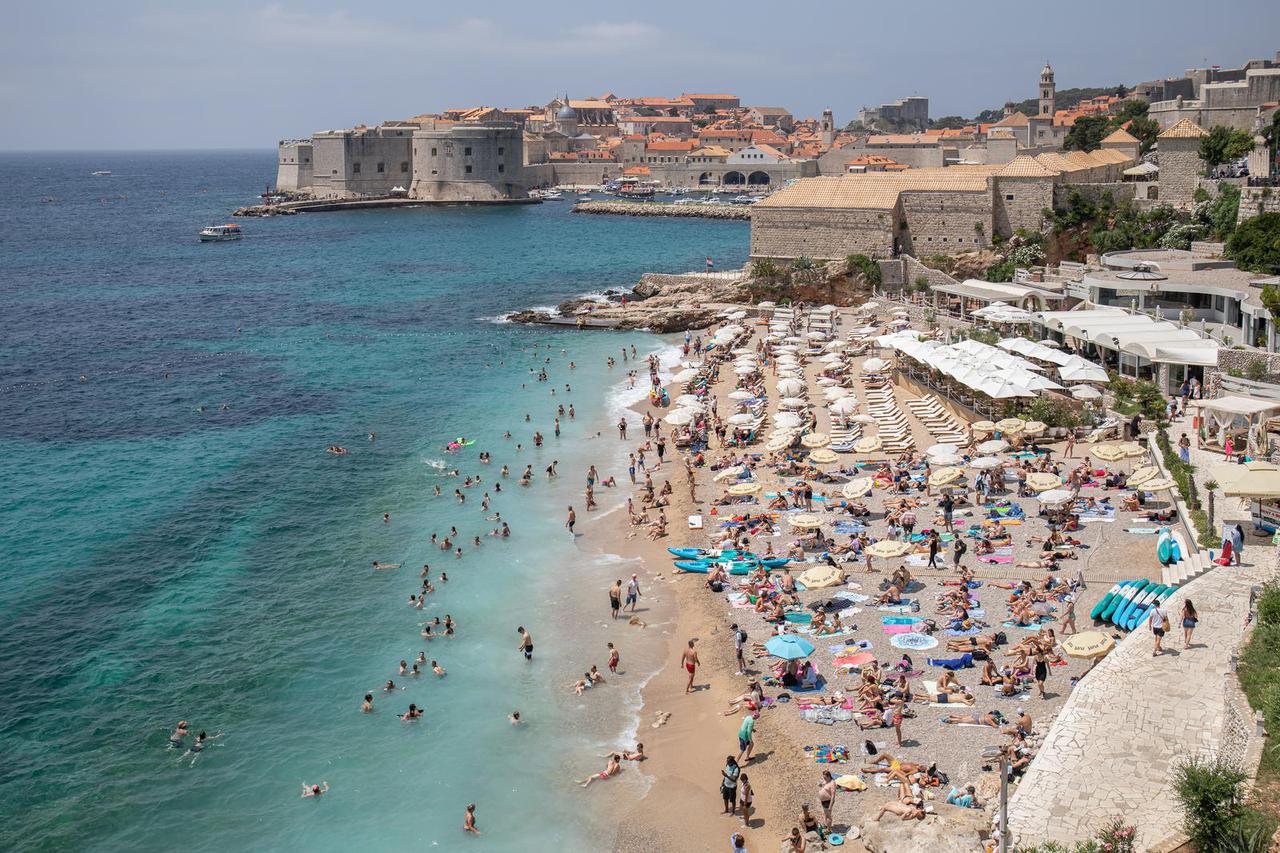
[1006,554,1274,849]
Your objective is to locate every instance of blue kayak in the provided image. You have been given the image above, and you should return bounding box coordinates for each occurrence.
[673,560,754,575]
[667,548,745,560]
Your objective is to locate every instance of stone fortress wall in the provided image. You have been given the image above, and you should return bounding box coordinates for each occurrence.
[409,123,527,201]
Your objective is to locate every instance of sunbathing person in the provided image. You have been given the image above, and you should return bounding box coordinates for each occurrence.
[979,659,1001,685]
[862,754,927,785]
[935,670,962,693]
[816,612,845,636]
[875,584,903,606]
[914,687,974,705]
[942,709,1002,726]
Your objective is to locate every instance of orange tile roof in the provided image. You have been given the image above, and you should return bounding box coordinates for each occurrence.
[1101,127,1139,144]
[991,111,1029,127]
[684,93,737,99]
[750,129,787,146]
[1159,118,1208,139]
[645,139,698,152]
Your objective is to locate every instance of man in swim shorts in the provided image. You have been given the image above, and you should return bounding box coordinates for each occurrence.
[681,639,700,693]
[517,626,533,661]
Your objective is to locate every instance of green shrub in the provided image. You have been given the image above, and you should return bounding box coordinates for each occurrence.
[1257,583,1280,627]
[1174,758,1249,851]
[1246,359,1269,382]
[845,254,882,286]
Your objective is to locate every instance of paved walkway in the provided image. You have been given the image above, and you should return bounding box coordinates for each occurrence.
[1006,555,1274,849]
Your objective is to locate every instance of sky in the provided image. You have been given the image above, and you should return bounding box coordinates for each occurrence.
[1,1,1277,150]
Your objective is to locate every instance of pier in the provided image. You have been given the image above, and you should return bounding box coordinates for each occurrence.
[572,200,751,220]
[233,196,540,217]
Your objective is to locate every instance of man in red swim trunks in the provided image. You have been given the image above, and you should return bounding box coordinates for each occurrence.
[682,639,700,693]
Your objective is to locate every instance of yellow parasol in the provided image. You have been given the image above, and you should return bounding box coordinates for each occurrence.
[765,435,795,453]
[800,432,831,449]
[1021,420,1047,436]
[866,539,911,558]
[1061,630,1115,660]
[853,436,882,454]
[841,477,873,498]
[928,466,964,488]
[1114,441,1147,458]
[996,418,1026,434]
[788,513,825,529]
[1127,465,1160,487]
[728,482,762,496]
[1090,444,1126,462]
[1137,477,1177,492]
[808,448,839,464]
[798,566,846,589]
[1025,471,1063,492]
[971,420,997,436]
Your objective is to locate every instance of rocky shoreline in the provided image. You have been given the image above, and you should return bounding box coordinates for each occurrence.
[573,200,752,220]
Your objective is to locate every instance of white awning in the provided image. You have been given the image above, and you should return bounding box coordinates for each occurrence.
[1189,396,1280,417]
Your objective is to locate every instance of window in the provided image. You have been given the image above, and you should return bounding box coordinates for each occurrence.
[1005,194,1014,201]
[498,164,504,173]
[376,162,385,173]
[431,169,438,175]
[465,165,472,174]
[431,147,438,156]
[401,162,409,173]
[498,147,504,155]
[352,162,361,173]
[464,147,472,156]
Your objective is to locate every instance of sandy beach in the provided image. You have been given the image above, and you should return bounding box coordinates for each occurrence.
[587,305,1166,852]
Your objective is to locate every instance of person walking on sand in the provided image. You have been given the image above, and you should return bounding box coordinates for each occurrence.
[681,639,700,693]
[517,626,534,661]
[732,623,747,675]
[609,579,623,619]
[625,573,642,612]
[1033,650,1049,699]
[566,506,576,535]
[1182,599,1198,648]
[1150,600,1168,656]
[1059,594,1077,635]
[737,711,756,762]
[818,769,838,830]
[927,531,941,569]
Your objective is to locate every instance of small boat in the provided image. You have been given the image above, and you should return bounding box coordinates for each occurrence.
[91,170,111,176]
[731,195,756,205]
[198,224,242,242]
[578,196,592,201]
[541,191,564,201]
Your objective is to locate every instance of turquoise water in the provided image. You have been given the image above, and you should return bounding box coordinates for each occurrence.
[0,151,748,851]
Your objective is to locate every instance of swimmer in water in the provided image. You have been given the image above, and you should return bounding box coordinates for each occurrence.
[372,562,401,570]
[178,730,223,766]
[464,803,480,834]
[509,711,522,725]
[401,704,423,720]
[432,660,446,677]
[302,782,329,798]
[577,754,621,787]
[362,694,374,712]
[168,720,190,748]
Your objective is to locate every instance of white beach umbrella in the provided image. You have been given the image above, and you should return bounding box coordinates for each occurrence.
[727,413,755,426]
[675,394,702,407]
[780,397,809,409]
[851,414,876,425]
[823,340,846,352]
[1037,488,1076,507]
[1070,385,1103,401]
[775,412,804,428]
[758,301,777,309]
[672,368,699,382]
[842,477,874,498]
[926,442,963,460]
[776,378,806,397]
[862,358,889,373]
[819,353,844,364]
[830,397,859,416]
[728,389,755,401]
[976,439,1009,454]
[806,331,828,340]
[823,387,852,400]
[816,377,839,387]
[969,456,1005,470]
[664,409,695,426]
[777,345,800,353]
[733,365,758,376]
[1058,358,1109,383]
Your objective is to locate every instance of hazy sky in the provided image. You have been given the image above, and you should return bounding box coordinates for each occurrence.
[2,1,1276,150]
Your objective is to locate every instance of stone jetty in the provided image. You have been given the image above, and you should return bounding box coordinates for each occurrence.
[572,200,751,220]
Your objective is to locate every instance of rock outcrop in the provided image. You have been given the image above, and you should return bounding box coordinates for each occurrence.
[856,804,990,853]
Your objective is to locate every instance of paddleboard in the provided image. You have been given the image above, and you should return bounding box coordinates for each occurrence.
[1117,584,1161,628]
[1125,585,1167,630]
[1102,579,1147,622]
[1090,581,1126,620]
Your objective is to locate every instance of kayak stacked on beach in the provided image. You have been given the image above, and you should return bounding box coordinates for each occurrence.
[667,547,790,575]
[1089,578,1177,631]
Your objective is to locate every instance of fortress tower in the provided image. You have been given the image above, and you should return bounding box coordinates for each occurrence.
[820,109,835,147]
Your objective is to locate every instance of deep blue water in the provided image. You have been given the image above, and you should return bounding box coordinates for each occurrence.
[0,150,748,851]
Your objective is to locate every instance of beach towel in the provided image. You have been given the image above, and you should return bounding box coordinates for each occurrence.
[828,640,872,654]
[876,602,916,614]
[903,555,930,567]
[688,515,703,529]
[1001,619,1050,630]
[927,654,974,670]
[922,680,971,707]
[1125,528,1161,535]
[833,652,876,668]
[945,628,982,636]
[784,612,814,624]
[882,623,915,635]
[881,616,923,625]
[946,722,995,727]
[834,592,871,603]
[891,633,938,650]
[977,556,1014,564]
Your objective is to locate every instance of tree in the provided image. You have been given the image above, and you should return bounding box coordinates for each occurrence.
[1206,183,1241,240]
[1063,115,1112,152]
[1126,116,1161,155]
[930,115,969,130]
[1199,125,1255,167]
[1226,213,1280,274]
[845,254,881,286]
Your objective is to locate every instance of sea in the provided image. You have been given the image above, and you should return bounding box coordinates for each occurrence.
[0,150,748,852]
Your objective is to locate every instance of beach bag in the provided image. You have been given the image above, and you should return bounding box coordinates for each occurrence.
[1160,613,1171,632]
[995,632,1007,645]
[972,649,989,661]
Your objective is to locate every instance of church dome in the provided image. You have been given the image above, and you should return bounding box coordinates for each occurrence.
[557,103,577,120]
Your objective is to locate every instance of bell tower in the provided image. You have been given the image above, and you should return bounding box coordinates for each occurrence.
[1039,62,1056,117]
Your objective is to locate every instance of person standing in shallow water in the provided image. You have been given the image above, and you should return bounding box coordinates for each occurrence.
[517,626,533,661]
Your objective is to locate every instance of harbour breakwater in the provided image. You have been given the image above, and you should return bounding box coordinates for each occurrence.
[572,200,751,220]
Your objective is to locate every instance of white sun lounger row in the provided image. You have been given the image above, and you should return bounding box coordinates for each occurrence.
[905,395,968,445]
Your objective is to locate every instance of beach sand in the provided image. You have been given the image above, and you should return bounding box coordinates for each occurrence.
[593,309,1165,850]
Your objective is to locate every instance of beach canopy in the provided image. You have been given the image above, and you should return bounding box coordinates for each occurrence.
[1090,444,1126,462]
[976,439,1009,454]
[1062,630,1115,660]
[788,512,825,529]
[1037,488,1076,507]
[971,420,997,436]
[664,409,695,426]
[1022,421,1047,437]
[830,397,859,416]
[995,418,1026,433]
[808,448,839,464]
[853,436,883,453]
[1114,442,1147,459]
[765,634,816,660]
[928,467,964,488]
[727,481,762,496]
[1219,461,1280,498]
[1127,465,1160,487]
[797,566,846,589]
[800,432,831,449]
[765,435,795,453]
[867,539,911,558]
[969,456,1004,470]
[862,358,889,373]
[1025,472,1063,492]
[777,378,806,397]
[1070,385,1103,401]
[842,477,873,498]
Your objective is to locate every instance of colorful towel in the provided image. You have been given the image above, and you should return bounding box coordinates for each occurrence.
[946,628,982,636]
[883,624,915,635]
[834,652,876,668]
[1001,619,1050,630]
[876,603,916,614]
[1125,527,1161,535]
[978,555,1014,564]
[881,616,923,625]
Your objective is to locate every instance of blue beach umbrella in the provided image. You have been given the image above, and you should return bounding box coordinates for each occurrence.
[765,635,815,660]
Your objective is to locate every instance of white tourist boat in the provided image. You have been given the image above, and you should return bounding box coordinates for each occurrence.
[91,170,111,176]
[198,223,242,242]
[540,191,564,200]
